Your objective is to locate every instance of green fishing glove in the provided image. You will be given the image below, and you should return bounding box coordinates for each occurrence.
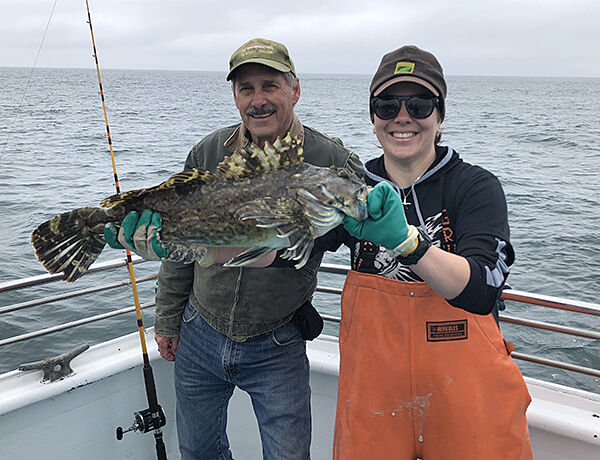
[104,209,170,260]
[343,182,418,253]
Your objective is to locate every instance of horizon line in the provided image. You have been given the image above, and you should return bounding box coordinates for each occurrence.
[1,65,599,80]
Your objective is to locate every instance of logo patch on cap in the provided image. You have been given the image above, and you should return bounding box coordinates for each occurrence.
[241,43,275,57]
[394,61,415,75]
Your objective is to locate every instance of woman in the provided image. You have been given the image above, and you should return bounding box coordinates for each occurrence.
[322,45,533,459]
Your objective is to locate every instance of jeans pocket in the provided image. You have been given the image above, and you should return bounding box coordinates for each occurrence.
[181,301,199,324]
[297,262,319,283]
[272,321,303,346]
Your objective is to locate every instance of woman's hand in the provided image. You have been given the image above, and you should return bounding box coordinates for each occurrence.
[343,182,410,249]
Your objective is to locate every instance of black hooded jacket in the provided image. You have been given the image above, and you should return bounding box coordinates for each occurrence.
[297,145,515,318]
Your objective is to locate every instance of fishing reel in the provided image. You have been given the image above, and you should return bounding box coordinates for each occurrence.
[116,405,166,440]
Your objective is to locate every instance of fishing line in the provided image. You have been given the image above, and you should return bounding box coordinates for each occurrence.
[0,0,59,163]
[84,2,167,458]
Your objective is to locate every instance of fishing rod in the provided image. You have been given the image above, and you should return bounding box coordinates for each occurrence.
[84,2,167,459]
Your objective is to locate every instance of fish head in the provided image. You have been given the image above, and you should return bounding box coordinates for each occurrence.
[298,167,369,225]
[319,179,370,222]
[325,167,370,221]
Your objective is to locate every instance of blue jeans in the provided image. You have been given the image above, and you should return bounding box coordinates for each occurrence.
[175,302,311,460]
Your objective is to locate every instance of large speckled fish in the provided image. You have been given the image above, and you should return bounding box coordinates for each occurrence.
[31,134,368,282]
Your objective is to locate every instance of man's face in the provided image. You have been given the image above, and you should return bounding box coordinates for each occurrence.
[233,64,300,148]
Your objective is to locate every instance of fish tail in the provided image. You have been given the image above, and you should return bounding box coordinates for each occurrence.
[31,207,111,282]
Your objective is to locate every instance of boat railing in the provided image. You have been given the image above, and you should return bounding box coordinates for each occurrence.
[1,258,599,379]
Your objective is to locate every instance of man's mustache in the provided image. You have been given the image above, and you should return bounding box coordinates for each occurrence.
[246,104,277,117]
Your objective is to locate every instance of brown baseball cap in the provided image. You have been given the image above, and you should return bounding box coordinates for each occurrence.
[227,38,296,81]
[369,45,447,121]
[370,45,446,99]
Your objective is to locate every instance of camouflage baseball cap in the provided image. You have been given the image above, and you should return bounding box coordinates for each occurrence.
[227,38,296,81]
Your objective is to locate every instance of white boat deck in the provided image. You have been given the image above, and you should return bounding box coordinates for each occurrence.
[1,329,599,460]
[1,260,599,459]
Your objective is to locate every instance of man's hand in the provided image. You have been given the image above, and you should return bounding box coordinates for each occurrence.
[104,209,170,260]
[155,334,179,361]
[343,182,410,249]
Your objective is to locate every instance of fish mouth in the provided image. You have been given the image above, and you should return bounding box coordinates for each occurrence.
[317,184,370,222]
[355,185,370,221]
[357,200,368,221]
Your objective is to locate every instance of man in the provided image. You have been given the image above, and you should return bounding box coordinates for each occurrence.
[106,38,362,460]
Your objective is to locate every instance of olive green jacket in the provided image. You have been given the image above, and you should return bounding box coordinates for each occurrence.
[154,116,363,341]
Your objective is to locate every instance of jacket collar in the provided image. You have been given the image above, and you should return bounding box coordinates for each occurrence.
[364,146,456,231]
[364,145,455,190]
[224,114,304,153]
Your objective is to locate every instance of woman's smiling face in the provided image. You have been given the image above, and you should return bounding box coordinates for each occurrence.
[373,82,442,165]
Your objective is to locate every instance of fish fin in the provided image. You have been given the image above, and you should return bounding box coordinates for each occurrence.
[296,188,344,237]
[99,169,218,208]
[217,133,303,180]
[30,207,109,282]
[280,235,315,269]
[222,247,274,267]
[235,196,316,269]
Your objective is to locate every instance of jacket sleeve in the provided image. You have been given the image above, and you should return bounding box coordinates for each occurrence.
[154,260,195,336]
[333,138,364,178]
[446,169,515,315]
[302,126,365,177]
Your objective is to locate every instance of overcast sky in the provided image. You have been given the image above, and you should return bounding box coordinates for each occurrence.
[2,0,599,77]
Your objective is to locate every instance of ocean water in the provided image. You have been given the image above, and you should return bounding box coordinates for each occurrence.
[0,67,599,393]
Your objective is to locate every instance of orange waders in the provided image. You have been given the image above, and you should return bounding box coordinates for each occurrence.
[333,271,532,460]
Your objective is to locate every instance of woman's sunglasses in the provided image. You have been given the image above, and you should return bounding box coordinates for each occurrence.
[371,95,439,120]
